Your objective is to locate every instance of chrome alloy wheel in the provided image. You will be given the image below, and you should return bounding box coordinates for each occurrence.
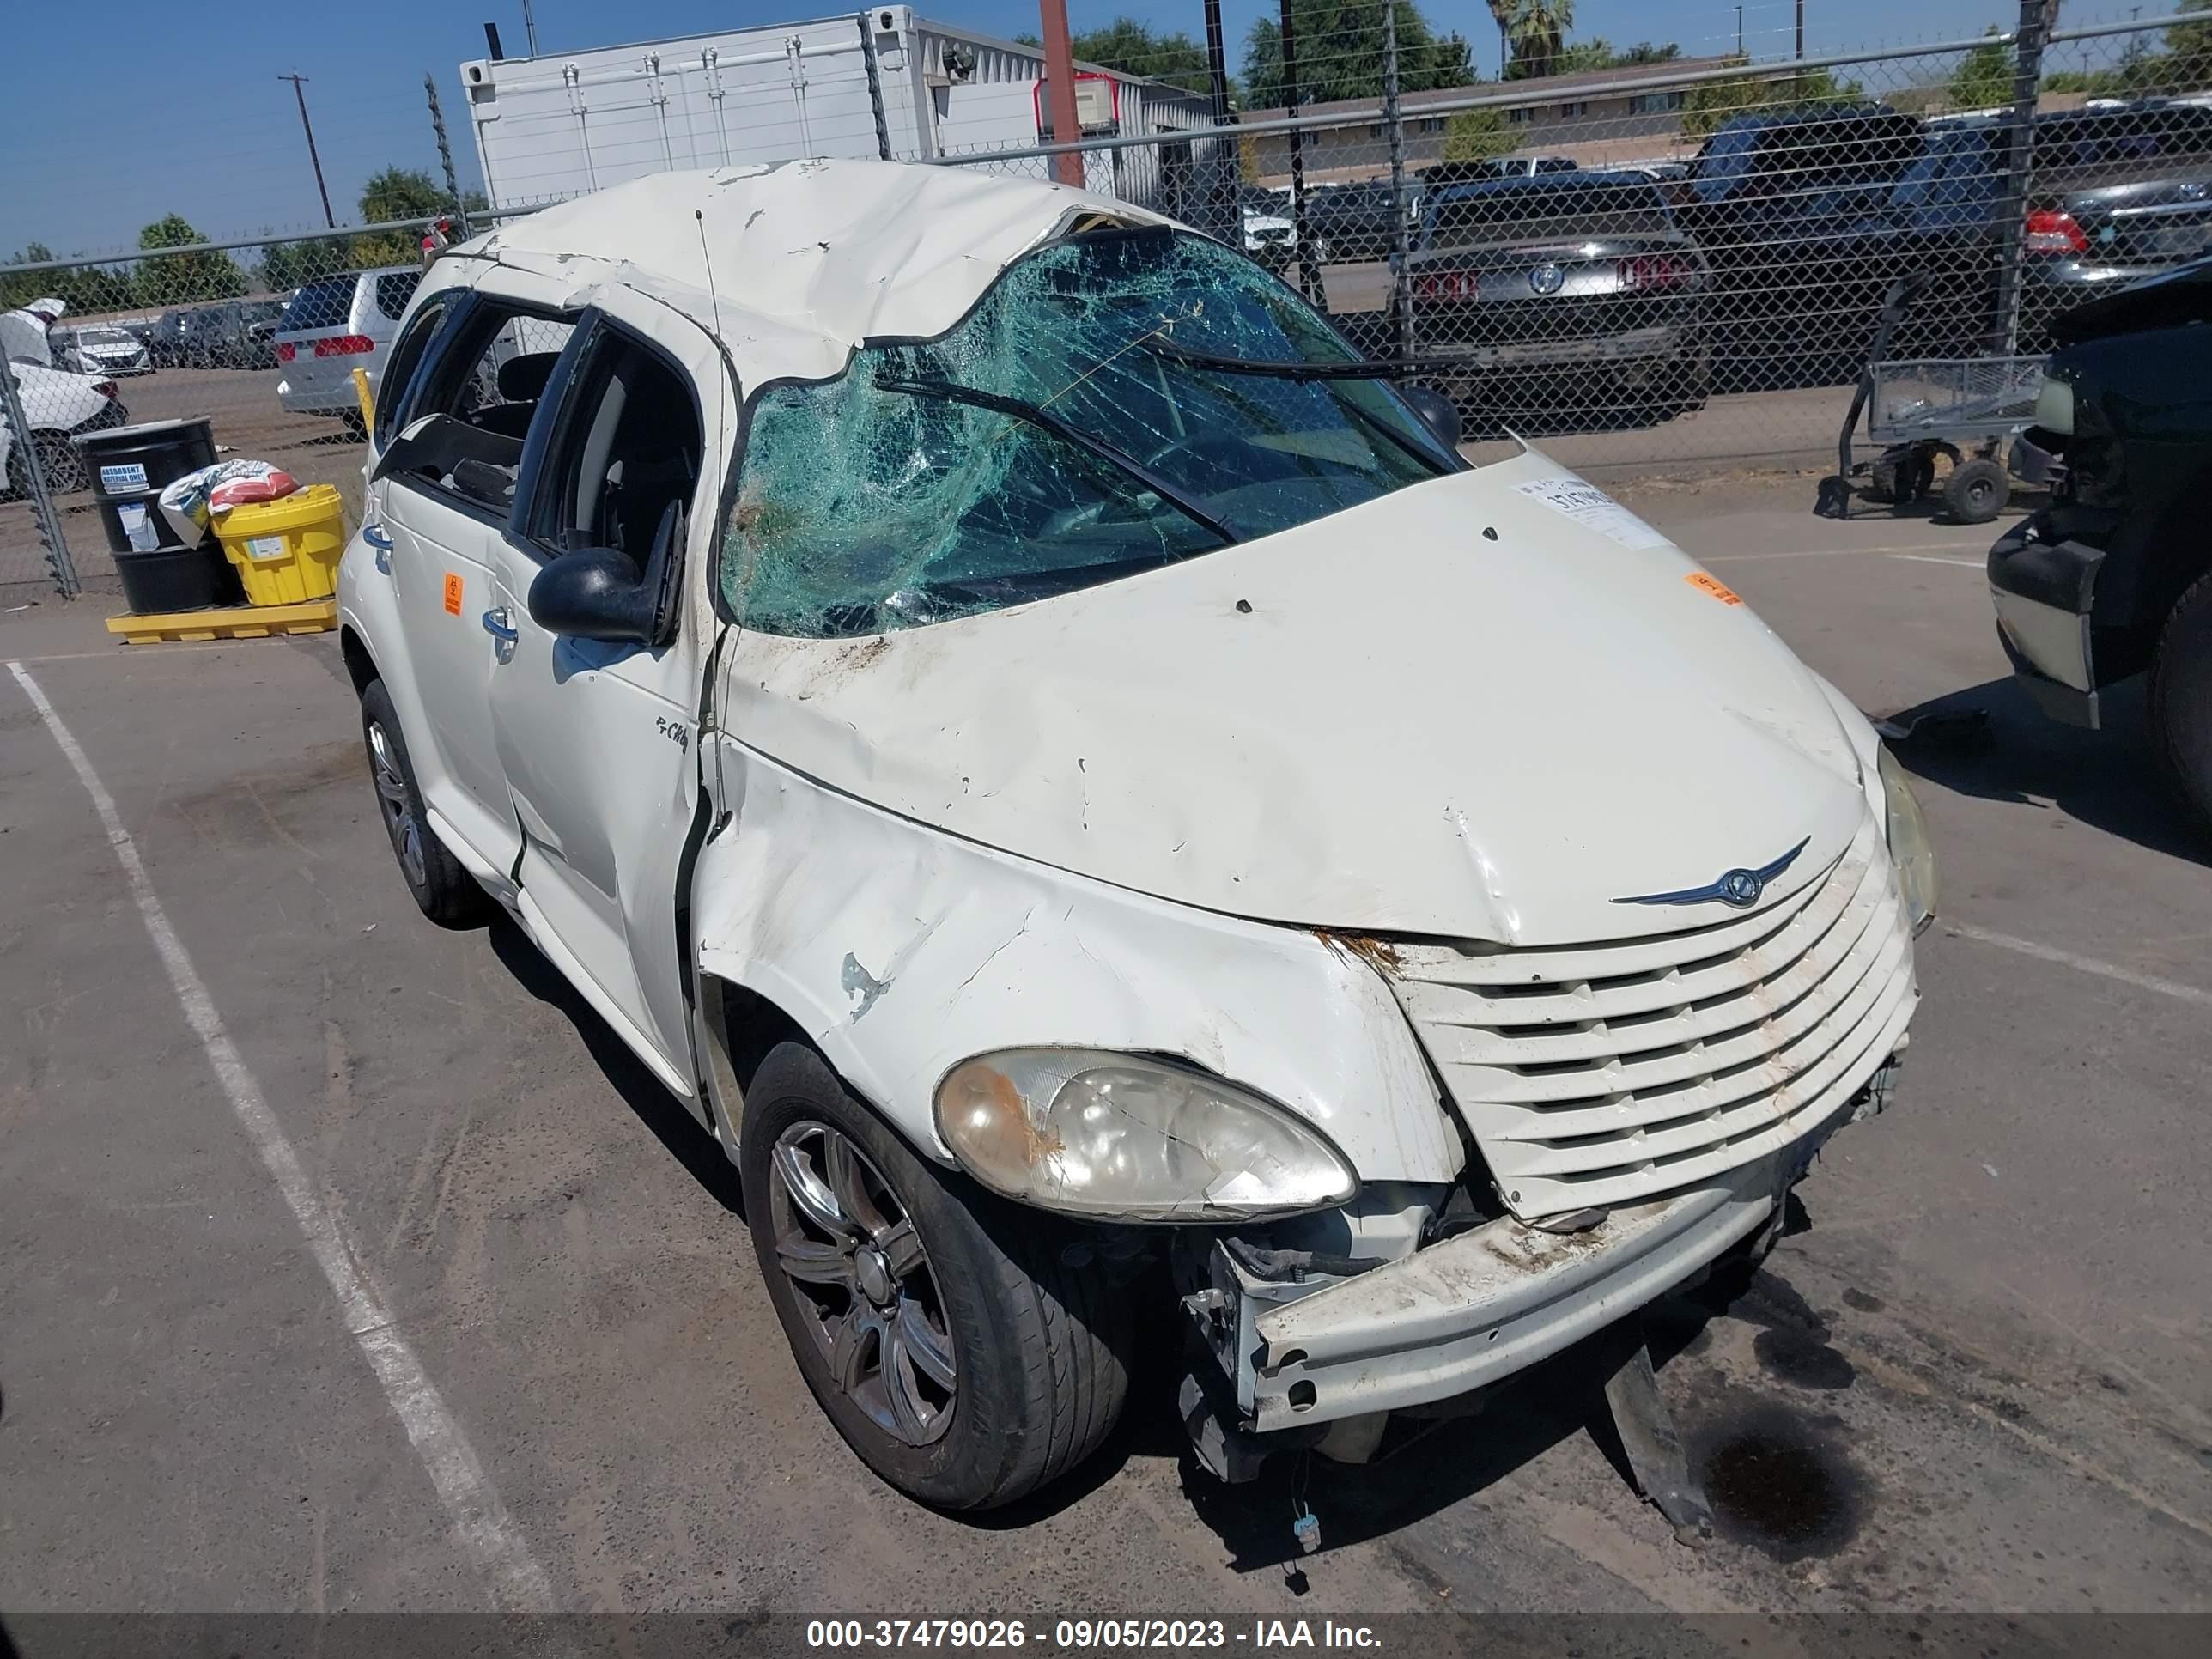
[768,1121,957,1446]
[365,717,427,889]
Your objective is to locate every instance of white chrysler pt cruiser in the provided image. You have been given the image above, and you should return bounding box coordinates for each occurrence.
[337,160,1935,1510]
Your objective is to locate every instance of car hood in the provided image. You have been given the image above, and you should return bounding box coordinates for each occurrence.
[721,447,1869,946]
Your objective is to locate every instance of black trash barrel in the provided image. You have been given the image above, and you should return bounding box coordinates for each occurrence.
[71,418,240,614]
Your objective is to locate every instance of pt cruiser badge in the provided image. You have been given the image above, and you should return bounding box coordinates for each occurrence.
[1613,836,1810,909]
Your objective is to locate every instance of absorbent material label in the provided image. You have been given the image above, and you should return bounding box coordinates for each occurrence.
[1512,477,1668,550]
[100,462,149,491]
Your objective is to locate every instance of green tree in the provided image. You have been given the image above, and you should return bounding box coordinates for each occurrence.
[1948,28,2014,111]
[1243,2,1474,108]
[1485,1,1515,78]
[1440,106,1516,162]
[359,166,453,224]
[136,215,247,305]
[1680,58,1863,141]
[1506,0,1576,80]
[258,234,354,293]
[1538,37,1680,77]
[1017,18,1218,96]
[1,244,138,315]
[1247,1,1468,108]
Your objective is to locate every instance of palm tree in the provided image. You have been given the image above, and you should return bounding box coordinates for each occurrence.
[1486,0,1515,77]
[1510,0,1576,80]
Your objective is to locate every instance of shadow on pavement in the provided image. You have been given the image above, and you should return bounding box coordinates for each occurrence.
[485,915,745,1218]
[1883,673,2210,868]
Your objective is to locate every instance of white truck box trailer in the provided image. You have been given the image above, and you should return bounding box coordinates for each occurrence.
[460,8,1224,219]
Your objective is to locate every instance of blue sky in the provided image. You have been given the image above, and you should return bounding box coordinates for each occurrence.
[1,0,2050,258]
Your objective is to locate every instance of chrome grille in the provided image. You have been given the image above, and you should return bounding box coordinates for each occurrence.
[1389,817,1917,1218]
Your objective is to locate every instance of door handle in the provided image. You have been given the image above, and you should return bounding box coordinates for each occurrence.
[482,606,519,663]
[362,522,392,574]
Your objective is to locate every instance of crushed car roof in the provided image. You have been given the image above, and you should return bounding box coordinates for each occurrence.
[459,160,1161,387]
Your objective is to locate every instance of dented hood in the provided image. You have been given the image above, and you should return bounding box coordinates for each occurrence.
[722,449,1869,946]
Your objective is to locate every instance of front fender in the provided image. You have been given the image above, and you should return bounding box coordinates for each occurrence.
[693,742,1463,1185]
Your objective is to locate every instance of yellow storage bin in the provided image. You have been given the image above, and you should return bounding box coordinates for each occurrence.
[215,484,349,607]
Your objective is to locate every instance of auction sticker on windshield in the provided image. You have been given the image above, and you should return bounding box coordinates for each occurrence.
[1512,477,1668,550]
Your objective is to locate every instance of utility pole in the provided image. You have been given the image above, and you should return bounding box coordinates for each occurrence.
[1735,6,1744,57]
[279,73,336,229]
[1796,0,1806,59]
[520,0,541,57]
[1036,0,1084,187]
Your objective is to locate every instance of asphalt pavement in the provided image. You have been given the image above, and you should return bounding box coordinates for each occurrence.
[1,478,2207,1627]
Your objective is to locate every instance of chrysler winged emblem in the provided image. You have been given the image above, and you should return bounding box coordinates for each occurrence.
[1613,838,1810,910]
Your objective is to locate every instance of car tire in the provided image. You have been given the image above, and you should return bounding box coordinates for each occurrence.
[2150,570,2212,838]
[738,1042,1132,1510]
[31,433,88,495]
[358,679,494,928]
[1941,456,2008,526]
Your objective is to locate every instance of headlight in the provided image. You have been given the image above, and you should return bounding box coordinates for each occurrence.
[933,1048,1358,1222]
[1876,745,1938,935]
[2033,374,2074,435]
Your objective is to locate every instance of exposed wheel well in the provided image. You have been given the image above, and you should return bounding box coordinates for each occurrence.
[338,625,379,697]
[696,973,815,1140]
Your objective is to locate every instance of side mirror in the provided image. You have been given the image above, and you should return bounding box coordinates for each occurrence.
[527,548,656,643]
[1401,384,1462,449]
[527,497,685,645]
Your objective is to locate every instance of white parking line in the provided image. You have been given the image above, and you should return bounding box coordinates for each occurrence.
[1947,921,2212,1010]
[1888,553,1985,568]
[6,660,556,1614]
[1704,541,1989,565]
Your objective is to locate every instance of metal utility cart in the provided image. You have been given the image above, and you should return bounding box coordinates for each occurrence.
[1816,273,2045,526]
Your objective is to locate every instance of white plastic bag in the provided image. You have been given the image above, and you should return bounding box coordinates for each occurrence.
[155,460,298,546]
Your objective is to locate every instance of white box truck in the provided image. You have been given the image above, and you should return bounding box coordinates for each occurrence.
[460,8,1226,220]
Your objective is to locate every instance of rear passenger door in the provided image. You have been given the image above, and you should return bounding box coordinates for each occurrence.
[370,284,577,884]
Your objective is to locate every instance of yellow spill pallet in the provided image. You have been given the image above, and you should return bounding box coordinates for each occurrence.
[106,598,338,645]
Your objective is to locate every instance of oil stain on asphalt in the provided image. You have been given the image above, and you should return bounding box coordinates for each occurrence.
[1696,1403,1868,1561]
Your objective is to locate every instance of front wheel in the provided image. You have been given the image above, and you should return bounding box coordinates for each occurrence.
[2150,570,2212,838]
[358,679,493,928]
[738,1042,1131,1510]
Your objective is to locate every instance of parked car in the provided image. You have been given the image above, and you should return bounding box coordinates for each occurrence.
[1989,256,2212,831]
[174,300,285,370]
[149,309,191,369]
[0,362,126,495]
[1425,155,1579,188]
[1298,179,1416,263]
[1238,185,1296,266]
[1674,102,1927,386]
[2015,100,2212,348]
[339,162,1930,1511]
[53,322,154,377]
[1401,172,1711,428]
[275,266,422,430]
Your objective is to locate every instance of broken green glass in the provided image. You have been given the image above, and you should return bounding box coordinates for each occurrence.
[722,226,1455,638]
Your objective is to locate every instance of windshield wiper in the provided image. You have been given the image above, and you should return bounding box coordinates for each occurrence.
[872,376,1237,545]
[1135,339,1460,477]
[1138,338,1467,380]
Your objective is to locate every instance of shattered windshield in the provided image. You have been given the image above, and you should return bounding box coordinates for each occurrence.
[720,227,1459,638]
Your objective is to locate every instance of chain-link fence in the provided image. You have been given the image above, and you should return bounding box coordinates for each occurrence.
[0,221,460,595]
[9,6,2212,596]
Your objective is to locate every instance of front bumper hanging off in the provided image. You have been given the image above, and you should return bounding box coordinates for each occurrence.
[1184,1073,1895,1442]
[1988,518,2107,729]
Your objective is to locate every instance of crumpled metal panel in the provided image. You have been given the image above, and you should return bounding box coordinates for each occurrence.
[688,741,1465,1185]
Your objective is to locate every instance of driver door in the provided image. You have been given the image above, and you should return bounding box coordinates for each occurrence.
[484,306,721,1099]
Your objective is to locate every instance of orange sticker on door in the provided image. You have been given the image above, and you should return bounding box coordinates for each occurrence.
[1685,571,1744,606]
[442,572,464,616]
